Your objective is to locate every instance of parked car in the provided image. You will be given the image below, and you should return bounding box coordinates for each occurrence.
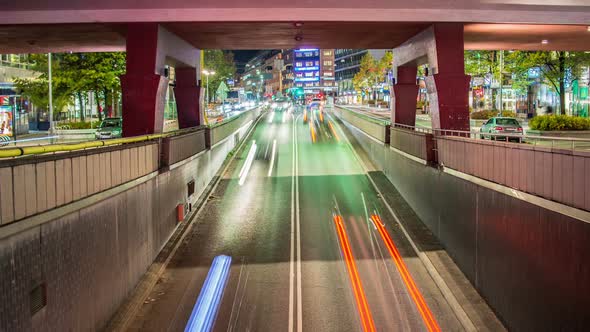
[95,117,122,139]
[479,117,523,141]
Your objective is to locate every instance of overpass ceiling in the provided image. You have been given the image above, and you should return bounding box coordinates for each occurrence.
[1,1,588,25]
[0,22,589,54]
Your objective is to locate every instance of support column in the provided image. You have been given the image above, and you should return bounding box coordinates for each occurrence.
[121,23,168,137]
[391,66,419,127]
[427,23,471,131]
[392,23,470,131]
[175,67,202,129]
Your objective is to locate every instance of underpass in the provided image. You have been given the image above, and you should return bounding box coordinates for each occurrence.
[121,107,501,331]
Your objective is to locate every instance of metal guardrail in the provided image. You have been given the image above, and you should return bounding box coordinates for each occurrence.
[0,126,206,159]
[0,107,262,159]
[393,123,590,151]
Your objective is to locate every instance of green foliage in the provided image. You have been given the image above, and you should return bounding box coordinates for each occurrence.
[352,51,393,95]
[203,50,236,102]
[55,121,101,129]
[529,115,590,131]
[505,51,590,111]
[13,52,126,121]
[470,110,516,120]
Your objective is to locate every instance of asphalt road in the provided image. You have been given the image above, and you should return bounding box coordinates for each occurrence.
[128,106,467,331]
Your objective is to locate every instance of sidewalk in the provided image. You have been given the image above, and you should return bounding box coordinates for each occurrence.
[0,131,93,148]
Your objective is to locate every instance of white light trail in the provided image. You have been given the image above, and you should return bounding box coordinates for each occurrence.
[239,141,257,186]
[268,139,277,177]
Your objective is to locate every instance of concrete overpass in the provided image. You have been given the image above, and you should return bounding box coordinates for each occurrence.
[0,2,590,331]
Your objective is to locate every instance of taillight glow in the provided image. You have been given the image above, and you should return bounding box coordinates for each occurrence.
[333,215,376,332]
[494,126,503,131]
[370,214,441,332]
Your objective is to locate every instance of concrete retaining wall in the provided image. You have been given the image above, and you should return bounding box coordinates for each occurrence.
[332,106,390,143]
[0,115,256,331]
[0,143,159,225]
[437,135,590,212]
[340,120,590,332]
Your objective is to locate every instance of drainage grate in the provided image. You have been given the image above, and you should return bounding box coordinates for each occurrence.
[30,283,47,315]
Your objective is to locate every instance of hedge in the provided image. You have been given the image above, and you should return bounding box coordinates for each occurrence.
[529,115,590,131]
[55,121,101,130]
[470,110,516,120]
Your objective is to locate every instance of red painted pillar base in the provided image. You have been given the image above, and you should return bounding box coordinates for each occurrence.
[121,73,168,137]
[426,73,471,131]
[175,67,201,129]
[392,66,419,127]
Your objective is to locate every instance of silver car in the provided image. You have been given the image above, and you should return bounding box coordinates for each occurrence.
[480,117,523,141]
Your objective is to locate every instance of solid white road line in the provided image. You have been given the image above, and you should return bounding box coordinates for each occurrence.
[288,117,296,332]
[295,115,303,332]
[268,111,275,123]
[268,140,277,177]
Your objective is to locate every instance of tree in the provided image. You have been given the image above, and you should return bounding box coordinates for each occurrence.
[352,53,376,100]
[203,50,236,103]
[14,54,73,120]
[14,52,126,122]
[505,51,590,113]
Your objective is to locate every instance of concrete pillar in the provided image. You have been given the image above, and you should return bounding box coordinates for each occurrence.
[392,66,419,126]
[121,23,200,137]
[121,24,168,137]
[426,23,471,131]
[175,67,202,129]
[392,23,470,131]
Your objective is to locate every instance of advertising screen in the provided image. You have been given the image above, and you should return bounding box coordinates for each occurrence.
[0,96,13,136]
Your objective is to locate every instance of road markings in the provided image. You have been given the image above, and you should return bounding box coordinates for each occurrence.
[268,140,277,177]
[333,214,376,332]
[268,111,275,123]
[295,114,303,332]
[289,114,303,332]
[328,111,477,331]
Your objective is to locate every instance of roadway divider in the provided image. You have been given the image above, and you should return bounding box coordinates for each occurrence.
[331,106,390,144]
[208,107,262,148]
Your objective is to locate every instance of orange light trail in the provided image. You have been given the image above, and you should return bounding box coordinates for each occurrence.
[333,215,376,332]
[319,111,324,123]
[370,214,441,332]
[309,122,316,143]
[328,121,340,141]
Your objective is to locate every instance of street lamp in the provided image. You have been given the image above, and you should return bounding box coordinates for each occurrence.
[202,69,216,105]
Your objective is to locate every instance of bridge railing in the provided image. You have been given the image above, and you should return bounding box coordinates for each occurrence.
[392,124,590,212]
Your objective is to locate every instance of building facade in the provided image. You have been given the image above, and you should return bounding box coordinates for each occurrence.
[292,49,335,95]
[335,49,387,104]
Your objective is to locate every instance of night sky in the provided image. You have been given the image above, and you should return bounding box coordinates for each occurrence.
[231,50,270,73]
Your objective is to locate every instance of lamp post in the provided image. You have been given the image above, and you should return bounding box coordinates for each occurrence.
[202,69,216,106]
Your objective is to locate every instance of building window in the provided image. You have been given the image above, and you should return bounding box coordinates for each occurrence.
[323,60,332,66]
[323,51,332,56]
[324,72,333,77]
[315,61,319,66]
[295,62,302,67]
[305,61,314,67]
